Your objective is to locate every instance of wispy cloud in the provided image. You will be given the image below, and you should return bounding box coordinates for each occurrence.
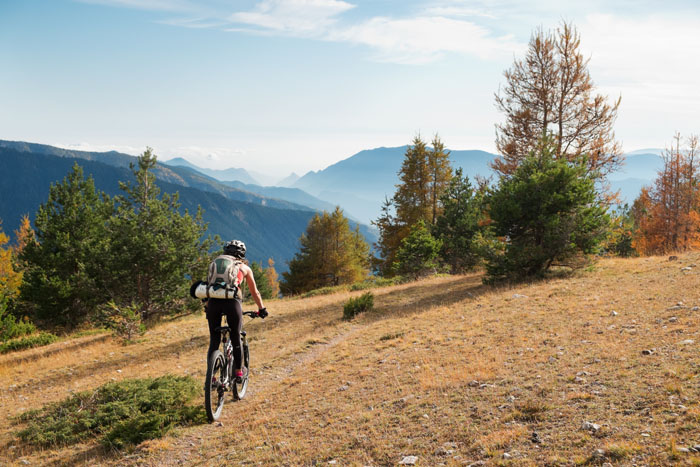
[331,16,521,64]
[229,0,356,36]
[157,16,229,29]
[226,0,522,63]
[54,141,144,155]
[78,0,524,64]
[420,0,498,19]
[580,13,700,105]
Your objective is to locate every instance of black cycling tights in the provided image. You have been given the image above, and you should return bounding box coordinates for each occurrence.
[206,298,243,370]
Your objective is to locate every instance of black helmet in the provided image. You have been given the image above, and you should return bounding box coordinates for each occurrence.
[224,239,246,258]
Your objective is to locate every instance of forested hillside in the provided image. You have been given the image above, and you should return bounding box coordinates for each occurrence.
[0,148,317,267]
[0,141,314,212]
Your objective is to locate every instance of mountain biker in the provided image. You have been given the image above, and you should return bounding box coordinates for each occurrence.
[206,240,268,382]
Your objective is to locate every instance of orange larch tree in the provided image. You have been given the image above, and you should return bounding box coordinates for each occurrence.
[633,134,700,254]
[494,22,622,180]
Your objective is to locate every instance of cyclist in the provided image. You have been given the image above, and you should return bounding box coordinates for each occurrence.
[206,240,268,382]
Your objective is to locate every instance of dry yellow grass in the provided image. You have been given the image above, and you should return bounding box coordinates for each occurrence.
[1,253,700,465]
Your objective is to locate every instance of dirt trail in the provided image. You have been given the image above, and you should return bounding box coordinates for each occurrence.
[1,274,479,466]
[124,323,364,466]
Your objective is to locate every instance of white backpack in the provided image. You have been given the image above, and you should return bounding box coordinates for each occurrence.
[206,255,243,299]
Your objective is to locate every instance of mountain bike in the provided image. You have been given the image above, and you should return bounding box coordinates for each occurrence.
[204,311,259,422]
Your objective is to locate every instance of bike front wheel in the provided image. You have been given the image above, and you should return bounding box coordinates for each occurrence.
[233,343,250,400]
[205,350,226,422]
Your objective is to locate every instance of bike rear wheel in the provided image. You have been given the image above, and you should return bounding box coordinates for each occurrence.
[205,350,226,422]
[233,343,250,400]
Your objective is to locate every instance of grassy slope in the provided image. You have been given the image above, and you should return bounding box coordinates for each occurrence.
[2,254,700,466]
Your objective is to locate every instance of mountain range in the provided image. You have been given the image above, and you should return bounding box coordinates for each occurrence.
[159,145,665,223]
[288,147,495,222]
[164,157,259,185]
[284,147,663,222]
[0,141,376,271]
[0,138,665,268]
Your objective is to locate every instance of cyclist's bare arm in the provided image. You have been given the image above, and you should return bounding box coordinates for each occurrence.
[241,264,265,310]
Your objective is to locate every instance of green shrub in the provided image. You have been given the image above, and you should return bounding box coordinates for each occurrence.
[0,332,58,353]
[392,221,443,279]
[379,331,404,341]
[343,292,374,320]
[15,375,205,449]
[302,285,347,298]
[0,307,36,342]
[98,301,146,342]
[484,139,608,282]
[349,276,405,291]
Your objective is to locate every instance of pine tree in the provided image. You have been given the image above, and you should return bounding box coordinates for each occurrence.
[432,169,487,273]
[494,22,622,179]
[246,261,273,300]
[372,197,407,276]
[106,148,211,319]
[282,207,370,294]
[374,135,452,275]
[427,135,453,224]
[484,138,608,282]
[13,215,34,256]
[393,221,442,279]
[606,204,637,257]
[394,136,432,227]
[19,164,113,326]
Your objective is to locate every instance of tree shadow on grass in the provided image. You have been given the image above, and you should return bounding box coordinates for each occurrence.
[0,333,112,366]
[29,334,209,389]
[270,274,490,327]
[363,275,498,322]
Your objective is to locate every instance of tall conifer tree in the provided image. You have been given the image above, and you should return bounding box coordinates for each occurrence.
[20,164,113,326]
[494,22,622,179]
[374,135,452,275]
[106,148,211,319]
[427,135,453,224]
[282,207,369,294]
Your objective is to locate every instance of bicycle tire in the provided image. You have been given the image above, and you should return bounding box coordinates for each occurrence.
[233,342,250,400]
[205,350,226,422]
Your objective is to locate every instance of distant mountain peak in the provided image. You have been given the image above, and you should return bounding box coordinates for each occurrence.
[162,157,258,185]
[164,157,197,168]
[276,172,301,187]
[626,148,664,156]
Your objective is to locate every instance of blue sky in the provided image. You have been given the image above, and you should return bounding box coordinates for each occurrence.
[2,0,700,178]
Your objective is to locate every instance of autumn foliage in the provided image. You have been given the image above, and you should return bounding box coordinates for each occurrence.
[0,221,22,302]
[373,134,452,274]
[281,207,370,294]
[633,134,700,255]
[494,22,622,179]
